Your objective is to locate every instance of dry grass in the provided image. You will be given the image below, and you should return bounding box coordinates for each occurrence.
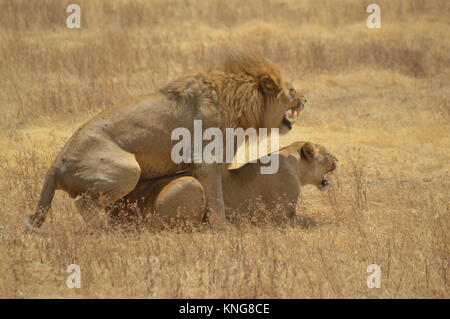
[0,0,449,298]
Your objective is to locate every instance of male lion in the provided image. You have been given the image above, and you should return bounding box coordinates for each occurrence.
[25,54,306,232]
[110,141,338,228]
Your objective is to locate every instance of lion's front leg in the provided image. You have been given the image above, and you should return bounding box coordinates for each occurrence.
[193,163,234,231]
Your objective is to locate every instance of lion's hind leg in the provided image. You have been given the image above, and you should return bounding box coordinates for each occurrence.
[74,193,105,228]
[70,149,142,229]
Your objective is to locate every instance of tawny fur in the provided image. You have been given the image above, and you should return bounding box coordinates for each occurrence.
[111,141,338,228]
[25,53,307,232]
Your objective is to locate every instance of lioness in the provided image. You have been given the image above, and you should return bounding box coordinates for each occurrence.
[25,54,306,231]
[110,141,338,227]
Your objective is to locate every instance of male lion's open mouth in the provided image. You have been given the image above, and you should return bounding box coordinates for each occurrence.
[282,115,293,130]
[283,103,304,130]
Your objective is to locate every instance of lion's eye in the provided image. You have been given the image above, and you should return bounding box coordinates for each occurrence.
[289,88,296,96]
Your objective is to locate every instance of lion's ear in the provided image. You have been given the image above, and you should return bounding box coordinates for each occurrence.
[301,142,316,161]
[260,75,280,94]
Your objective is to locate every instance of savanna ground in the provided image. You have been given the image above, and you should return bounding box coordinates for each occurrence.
[0,0,449,298]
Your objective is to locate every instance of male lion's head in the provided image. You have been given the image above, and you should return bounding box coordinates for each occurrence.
[216,53,307,133]
[297,142,338,191]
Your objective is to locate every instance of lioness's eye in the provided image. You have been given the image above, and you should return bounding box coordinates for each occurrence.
[289,88,296,95]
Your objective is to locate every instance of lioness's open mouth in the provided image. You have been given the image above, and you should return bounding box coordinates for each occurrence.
[319,167,337,190]
[320,179,330,187]
[317,178,331,191]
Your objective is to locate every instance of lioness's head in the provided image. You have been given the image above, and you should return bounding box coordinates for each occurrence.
[219,53,307,133]
[298,142,338,191]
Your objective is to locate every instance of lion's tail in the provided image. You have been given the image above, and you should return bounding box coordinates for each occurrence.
[24,167,57,232]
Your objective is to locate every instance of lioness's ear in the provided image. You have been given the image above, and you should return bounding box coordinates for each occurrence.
[301,142,316,161]
[260,75,280,94]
